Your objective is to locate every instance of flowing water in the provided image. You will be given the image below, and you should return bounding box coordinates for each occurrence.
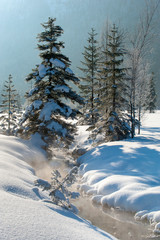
[73,196,160,240]
[32,160,160,240]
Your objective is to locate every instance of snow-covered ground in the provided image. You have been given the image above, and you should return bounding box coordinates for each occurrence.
[1,111,160,239]
[0,135,117,240]
[77,111,160,234]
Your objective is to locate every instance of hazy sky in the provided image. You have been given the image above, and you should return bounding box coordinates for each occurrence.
[0,0,159,100]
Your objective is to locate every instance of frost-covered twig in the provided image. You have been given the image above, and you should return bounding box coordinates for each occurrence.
[35,166,79,213]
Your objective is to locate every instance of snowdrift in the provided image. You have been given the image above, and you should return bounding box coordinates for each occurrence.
[0,134,116,240]
[77,112,160,233]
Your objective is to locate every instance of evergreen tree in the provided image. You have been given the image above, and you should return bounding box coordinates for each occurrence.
[96,24,130,141]
[145,72,157,113]
[19,18,83,154]
[0,74,18,135]
[78,28,99,125]
[96,23,110,116]
[35,166,79,213]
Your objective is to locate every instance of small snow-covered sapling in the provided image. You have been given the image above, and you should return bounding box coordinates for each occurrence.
[35,166,80,213]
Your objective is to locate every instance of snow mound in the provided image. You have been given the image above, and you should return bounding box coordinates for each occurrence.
[77,111,160,233]
[0,134,116,240]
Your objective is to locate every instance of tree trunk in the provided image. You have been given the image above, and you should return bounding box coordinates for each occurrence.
[8,79,11,135]
[130,101,134,138]
[138,104,141,135]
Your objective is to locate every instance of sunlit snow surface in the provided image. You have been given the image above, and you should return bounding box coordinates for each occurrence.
[77,111,160,233]
[0,135,116,240]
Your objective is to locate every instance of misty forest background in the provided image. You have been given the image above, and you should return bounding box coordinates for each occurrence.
[0,0,159,159]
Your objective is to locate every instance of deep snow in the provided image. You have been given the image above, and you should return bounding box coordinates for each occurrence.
[77,111,160,234]
[0,134,117,240]
[1,111,160,239]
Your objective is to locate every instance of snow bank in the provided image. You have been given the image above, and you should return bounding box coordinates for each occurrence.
[0,134,116,240]
[77,111,160,233]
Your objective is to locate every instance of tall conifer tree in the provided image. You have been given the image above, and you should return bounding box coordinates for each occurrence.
[19,18,83,152]
[97,24,130,141]
[78,28,99,125]
[0,74,18,134]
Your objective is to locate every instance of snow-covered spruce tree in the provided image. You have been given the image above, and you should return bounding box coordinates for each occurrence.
[35,166,79,213]
[145,72,157,113]
[19,18,83,155]
[0,74,18,135]
[78,28,99,125]
[96,24,130,141]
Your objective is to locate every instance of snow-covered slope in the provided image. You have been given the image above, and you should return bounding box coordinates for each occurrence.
[77,111,160,233]
[0,134,116,240]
